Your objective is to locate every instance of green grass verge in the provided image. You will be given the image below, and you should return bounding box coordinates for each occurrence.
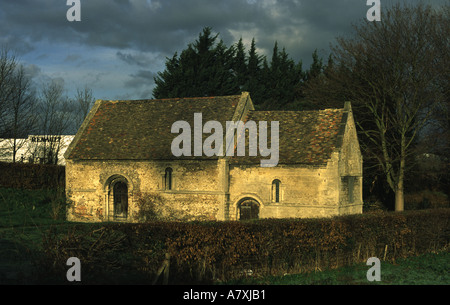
[227,251,450,285]
[0,187,70,284]
[0,187,67,227]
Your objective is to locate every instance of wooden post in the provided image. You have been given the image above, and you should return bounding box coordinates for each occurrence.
[163,253,170,285]
[153,253,170,285]
[356,243,361,262]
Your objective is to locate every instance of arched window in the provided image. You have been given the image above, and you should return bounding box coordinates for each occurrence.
[272,179,281,203]
[165,167,173,190]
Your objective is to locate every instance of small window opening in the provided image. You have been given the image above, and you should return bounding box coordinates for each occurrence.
[165,167,173,190]
[272,179,281,203]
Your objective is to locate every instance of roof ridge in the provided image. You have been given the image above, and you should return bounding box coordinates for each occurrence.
[100,94,243,103]
[249,108,343,113]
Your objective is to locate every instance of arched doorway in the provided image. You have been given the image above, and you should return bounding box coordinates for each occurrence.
[238,198,260,220]
[104,174,132,221]
[113,181,128,219]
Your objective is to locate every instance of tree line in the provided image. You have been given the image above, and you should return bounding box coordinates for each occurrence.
[0,49,95,163]
[153,26,328,111]
[153,3,449,211]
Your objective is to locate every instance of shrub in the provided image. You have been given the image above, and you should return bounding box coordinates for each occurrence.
[40,209,450,284]
[405,190,449,210]
[0,162,64,190]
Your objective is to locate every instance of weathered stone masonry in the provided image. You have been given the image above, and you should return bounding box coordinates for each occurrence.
[65,92,363,222]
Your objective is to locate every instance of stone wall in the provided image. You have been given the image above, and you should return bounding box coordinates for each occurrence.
[228,154,342,220]
[66,159,226,222]
[65,99,363,223]
[227,105,363,220]
[337,107,363,215]
[66,147,362,222]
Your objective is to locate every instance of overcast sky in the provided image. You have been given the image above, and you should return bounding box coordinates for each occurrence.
[0,0,446,100]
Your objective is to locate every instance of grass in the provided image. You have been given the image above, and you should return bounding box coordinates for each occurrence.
[226,252,450,285]
[0,187,67,227]
[0,187,70,246]
[0,187,71,284]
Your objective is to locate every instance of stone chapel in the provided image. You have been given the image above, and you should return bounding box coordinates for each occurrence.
[64,92,363,222]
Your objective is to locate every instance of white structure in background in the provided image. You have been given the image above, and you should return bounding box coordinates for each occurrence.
[0,135,74,165]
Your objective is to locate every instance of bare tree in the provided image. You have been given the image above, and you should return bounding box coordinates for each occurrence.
[305,3,449,211]
[74,85,95,129]
[34,80,72,164]
[0,47,17,137]
[0,48,39,162]
[5,65,38,162]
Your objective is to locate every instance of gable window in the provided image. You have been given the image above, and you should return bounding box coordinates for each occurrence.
[272,179,281,203]
[165,167,173,190]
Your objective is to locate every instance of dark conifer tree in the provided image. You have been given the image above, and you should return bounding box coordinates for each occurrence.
[153,27,239,98]
[245,38,264,107]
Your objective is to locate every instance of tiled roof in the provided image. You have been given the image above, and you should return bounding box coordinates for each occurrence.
[229,108,345,165]
[66,93,347,165]
[66,95,241,160]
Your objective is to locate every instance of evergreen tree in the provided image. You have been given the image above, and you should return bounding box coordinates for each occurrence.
[153,27,239,98]
[153,53,181,98]
[245,38,264,107]
[233,38,248,91]
[153,27,305,111]
[259,42,304,110]
[304,49,324,82]
[291,50,333,110]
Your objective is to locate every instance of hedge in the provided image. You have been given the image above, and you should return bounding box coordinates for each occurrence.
[0,162,64,190]
[41,209,449,284]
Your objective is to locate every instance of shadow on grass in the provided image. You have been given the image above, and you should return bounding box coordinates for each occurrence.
[226,252,450,285]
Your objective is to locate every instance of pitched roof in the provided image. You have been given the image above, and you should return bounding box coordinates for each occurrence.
[65,92,348,165]
[229,108,345,165]
[65,95,243,160]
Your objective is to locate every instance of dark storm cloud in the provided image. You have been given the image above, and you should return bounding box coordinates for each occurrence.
[64,54,82,62]
[1,0,447,100]
[116,51,161,67]
[1,0,342,59]
[116,51,146,66]
[1,0,447,56]
[125,69,157,89]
